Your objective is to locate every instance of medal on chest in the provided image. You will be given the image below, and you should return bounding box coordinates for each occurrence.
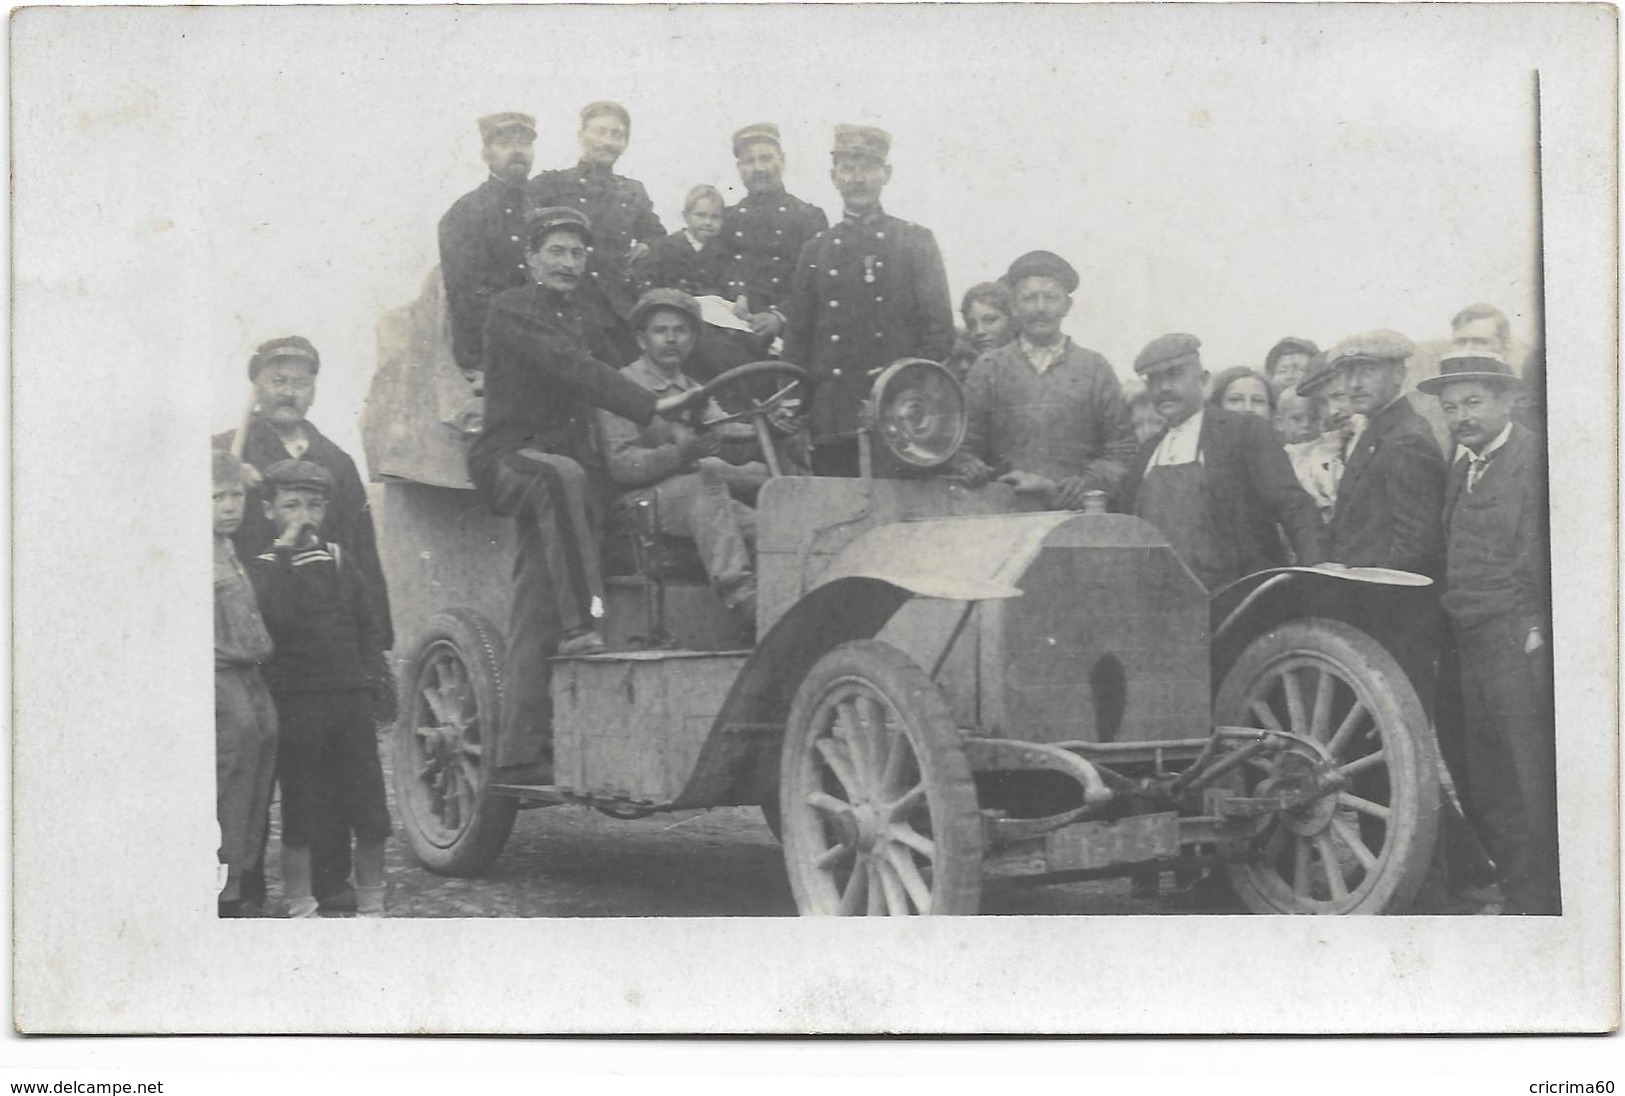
[862,255,877,284]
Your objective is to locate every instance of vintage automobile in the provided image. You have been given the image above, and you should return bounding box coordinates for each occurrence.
[368,330,1442,916]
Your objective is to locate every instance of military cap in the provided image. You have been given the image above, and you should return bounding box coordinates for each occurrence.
[1264,336,1320,375]
[262,458,334,495]
[1133,333,1203,376]
[477,112,537,143]
[1328,329,1415,368]
[630,287,703,331]
[732,122,782,157]
[523,205,594,247]
[832,124,891,162]
[248,335,320,379]
[1294,351,1341,397]
[1416,350,1523,395]
[580,100,631,130]
[1005,250,1079,295]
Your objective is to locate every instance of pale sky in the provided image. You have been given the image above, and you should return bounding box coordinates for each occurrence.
[15,4,1570,466]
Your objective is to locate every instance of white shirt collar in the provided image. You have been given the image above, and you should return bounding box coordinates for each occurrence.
[1018,334,1069,375]
[683,229,706,252]
[1454,421,1514,464]
[1150,408,1204,467]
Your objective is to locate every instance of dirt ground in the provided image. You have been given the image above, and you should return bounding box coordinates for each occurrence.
[255,729,1191,918]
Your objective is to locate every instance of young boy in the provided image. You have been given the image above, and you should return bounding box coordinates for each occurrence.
[213,448,279,917]
[248,459,391,918]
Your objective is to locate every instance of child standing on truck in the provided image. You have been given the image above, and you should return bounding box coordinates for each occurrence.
[248,459,392,918]
[213,448,279,917]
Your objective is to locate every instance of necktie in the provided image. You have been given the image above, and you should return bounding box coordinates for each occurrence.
[1467,451,1492,492]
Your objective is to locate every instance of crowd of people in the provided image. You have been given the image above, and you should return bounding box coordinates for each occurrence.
[210,101,1557,919]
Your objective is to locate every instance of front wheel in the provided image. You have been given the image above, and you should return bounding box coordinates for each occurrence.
[779,640,984,915]
[1216,618,1440,914]
[393,609,519,876]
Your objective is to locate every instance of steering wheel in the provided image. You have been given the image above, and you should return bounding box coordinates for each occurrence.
[660,360,809,476]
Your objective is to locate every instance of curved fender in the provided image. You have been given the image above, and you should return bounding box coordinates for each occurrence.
[810,510,1080,600]
[1210,564,1441,710]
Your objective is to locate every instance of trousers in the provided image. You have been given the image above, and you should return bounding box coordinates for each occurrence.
[1452,612,1561,915]
[614,463,756,603]
[214,668,279,902]
[480,448,603,769]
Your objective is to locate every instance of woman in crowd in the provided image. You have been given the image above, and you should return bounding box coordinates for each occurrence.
[1207,365,1275,422]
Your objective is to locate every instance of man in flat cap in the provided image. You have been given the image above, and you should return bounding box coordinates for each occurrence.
[1419,351,1557,915]
[1263,336,1318,398]
[782,124,954,476]
[722,123,829,346]
[438,112,538,387]
[1284,352,1365,522]
[953,251,1137,508]
[1121,333,1326,591]
[470,206,692,783]
[214,335,396,913]
[1324,330,1447,578]
[597,289,771,622]
[529,101,665,366]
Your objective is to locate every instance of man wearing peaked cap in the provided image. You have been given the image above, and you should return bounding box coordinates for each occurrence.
[529,101,665,366]
[1119,333,1325,590]
[952,249,1136,511]
[1322,329,1447,579]
[1421,350,1557,915]
[724,122,829,343]
[1264,336,1319,396]
[468,205,696,784]
[214,334,395,914]
[782,124,954,476]
[439,112,539,384]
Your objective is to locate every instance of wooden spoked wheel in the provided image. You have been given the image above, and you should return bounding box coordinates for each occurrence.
[394,609,518,876]
[1215,619,1440,914]
[780,640,984,916]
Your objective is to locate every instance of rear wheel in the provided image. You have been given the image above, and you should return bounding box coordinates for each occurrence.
[780,640,984,915]
[1216,619,1440,914]
[394,609,518,876]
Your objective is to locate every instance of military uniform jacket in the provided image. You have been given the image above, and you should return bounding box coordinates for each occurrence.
[437,174,531,375]
[467,284,658,492]
[1440,422,1548,637]
[1328,395,1447,577]
[629,230,744,301]
[528,162,665,321]
[782,208,955,442]
[1122,407,1329,583]
[215,416,394,651]
[722,189,829,313]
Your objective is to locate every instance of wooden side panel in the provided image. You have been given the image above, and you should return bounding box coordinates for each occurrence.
[552,653,749,802]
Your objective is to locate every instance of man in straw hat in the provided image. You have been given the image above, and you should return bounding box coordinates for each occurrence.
[1418,350,1557,915]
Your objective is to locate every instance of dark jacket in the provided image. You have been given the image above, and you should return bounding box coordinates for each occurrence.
[467,284,658,492]
[722,189,829,313]
[437,174,531,375]
[1329,395,1447,577]
[528,163,664,321]
[248,542,383,693]
[782,208,955,442]
[1123,407,1328,586]
[215,417,394,651]
[629,230,744,300]
[1441,422,1548,636]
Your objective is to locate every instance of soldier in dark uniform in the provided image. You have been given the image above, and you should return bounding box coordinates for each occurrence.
[468,207,690,782]
[437,112,536,386]
[722,123,829,345]
[528,101,665,367]
[782,124,954,476]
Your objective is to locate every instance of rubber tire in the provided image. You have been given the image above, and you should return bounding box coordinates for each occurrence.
[779,639,984,915]
[394,609,519,877]
[1216,618,1441,914]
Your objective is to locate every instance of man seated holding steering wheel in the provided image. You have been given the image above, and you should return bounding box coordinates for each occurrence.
[597,288,807,626]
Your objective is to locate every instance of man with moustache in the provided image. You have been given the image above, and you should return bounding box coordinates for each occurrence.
[1419,351,1557,915]
[1286,353,1366,522]
[1120,333,1325,591]
[530,102,665,365]
[1263,336,1319,397]
[722,123,829,346]
[1325,330,1447,578]
[469,207,692,782]
[213,335,395,915]
[952,251,1137,509]
[438,112,537,386]
[782,125,954,476]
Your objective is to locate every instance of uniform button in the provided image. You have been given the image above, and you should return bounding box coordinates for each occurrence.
[736,231,744,237]
[829,300,839,308]
[504,208,513,214]
[830,335,841,343]
[510,235,519,242]
[828,268,838,276]
[875,295,884,302]
[876,231,886,239]
[734,254,743,261]
[771,277,781,284]
[832,368,843,376]
[874,332,883,339]
[775,229,783,236]
[778,206,787,213]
